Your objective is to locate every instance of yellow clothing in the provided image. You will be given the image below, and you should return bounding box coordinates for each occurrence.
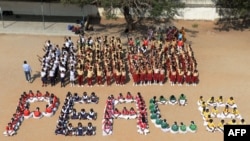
[216,97,223,103]
[207,122,215,128]
[232,109,240,115]
[227,99,235,105]
[203,111,210,118]
[211,108,218,115]
[217,122,224,128]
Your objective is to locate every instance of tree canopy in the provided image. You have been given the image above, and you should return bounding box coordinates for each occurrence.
[213,0,250,30]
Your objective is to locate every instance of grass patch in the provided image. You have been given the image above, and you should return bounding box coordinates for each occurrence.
[192,23,199,28]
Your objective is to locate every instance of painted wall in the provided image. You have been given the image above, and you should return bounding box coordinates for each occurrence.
[0,1,221,20]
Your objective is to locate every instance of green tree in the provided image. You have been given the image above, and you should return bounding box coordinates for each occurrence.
[60,0,184,30]
[214,0,250,30]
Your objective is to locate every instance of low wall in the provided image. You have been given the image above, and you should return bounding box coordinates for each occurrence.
[0,1,221,20]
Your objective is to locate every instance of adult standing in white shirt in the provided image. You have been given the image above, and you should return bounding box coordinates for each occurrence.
[22,60,32,83]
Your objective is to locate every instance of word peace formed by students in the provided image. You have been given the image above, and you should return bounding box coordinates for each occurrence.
[4,91,247,137]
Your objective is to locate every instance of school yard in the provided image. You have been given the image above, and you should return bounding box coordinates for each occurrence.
[0,19,250,141]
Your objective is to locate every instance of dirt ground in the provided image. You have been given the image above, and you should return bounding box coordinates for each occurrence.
[0,19,250,141]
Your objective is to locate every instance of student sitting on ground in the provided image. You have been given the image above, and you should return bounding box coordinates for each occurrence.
[179,122,187,134]
[79,108,88,120]
[72,93,81,103]
[197,96,204,106]
[81,92,89,103]
[71,109,79,119]
[157,95,167,105]
[23,106,33,119]
[169,95,178,105]
[55,122,66,135]
[87,108,97,120]
[178,93,187,106]
[206,119,216,132]
[90,92,99,104]
[161,119,170,132]
[216,95,225,107]
[113,108,121,119]
[33,107,43,119]
[129,107,137,119]
[76,122,84,136]
[86,122,95,136]
[171,121,179,134]
[216,119,225,133]
[102,119,113,136]
[36,90,44,102]
[231,107,242,119]
[211,106,219,118]
[125,92,135,103]
[217,105,231,119]
[187,121,197,133]
[65,123,75,136]
[226,96,237,108]
[121,107,130,119]
[42,104,54,117]
[155,115,163,128]
[207,96,216,107]
[117,93,126,103]
[3,123,16,136]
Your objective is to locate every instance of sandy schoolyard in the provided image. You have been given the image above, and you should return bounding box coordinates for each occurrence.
[0,19,250,141]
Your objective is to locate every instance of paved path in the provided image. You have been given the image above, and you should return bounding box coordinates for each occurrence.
[0,20,77,36]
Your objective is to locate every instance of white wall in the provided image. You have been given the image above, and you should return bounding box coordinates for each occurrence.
[0,1,98,16]
[0,1,221,20]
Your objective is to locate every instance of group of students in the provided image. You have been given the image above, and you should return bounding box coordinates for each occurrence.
[40,34,128,88]
[198,96,246,133]
[102,92,150,135]
[149,95,197,133]
[3,90,59,136]
[127,26,199,87]
[55,91,99,136]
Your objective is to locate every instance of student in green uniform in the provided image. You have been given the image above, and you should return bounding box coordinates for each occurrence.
[150,111,158,123]
[157,95,167,105]
[149,96,157,104]
[169,95,178,105]
[161,119,170,132]
[178,93,187,106]
[179,122,187,133]
[188,121,197,133]
[155,115,163,128]
[171,121,179,134]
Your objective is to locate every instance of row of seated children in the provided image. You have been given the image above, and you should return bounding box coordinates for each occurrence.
[23,91,59,119]
[102,95,115,136]
[201,105,242,121]
[3,91,58,136]
[149,94,187,106]
[198,96,237,110]
[55,91,98,136]
[69,91,99,104]
[56,122,96,136]
[206,118,247,133]
[112,92,136,105]
[135,92,150,135]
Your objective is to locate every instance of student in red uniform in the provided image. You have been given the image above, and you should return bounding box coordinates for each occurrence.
[125,92,135,103]
[129,107,138,119]
[121,107,130,119]
[3,123,16,136]
[33,107,43,119]
[36,90,44,102]
[42,104,54,117]
[103,119,113,136]
[23,106,33,119]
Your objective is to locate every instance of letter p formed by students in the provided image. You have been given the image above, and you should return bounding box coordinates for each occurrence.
[224,125,250,141]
